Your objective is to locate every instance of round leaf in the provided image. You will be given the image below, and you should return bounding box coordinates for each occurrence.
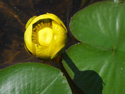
[63,1,125,94]
[63,43,125,94]
[0,63,72,94]
[70,1,125,51]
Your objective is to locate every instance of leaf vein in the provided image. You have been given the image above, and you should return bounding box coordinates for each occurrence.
[40,73,62,94]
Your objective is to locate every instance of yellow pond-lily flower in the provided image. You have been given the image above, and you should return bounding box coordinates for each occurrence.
[24,13,67,59]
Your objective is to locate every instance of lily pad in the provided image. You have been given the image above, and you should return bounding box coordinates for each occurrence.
[0,63,72,94]
[63,1,125,94]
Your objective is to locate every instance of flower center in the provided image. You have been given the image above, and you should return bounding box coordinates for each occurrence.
[32,21,53,46]
[38,27,53,46]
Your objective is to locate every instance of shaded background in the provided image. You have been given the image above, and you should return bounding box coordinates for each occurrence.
[0,0,103,93]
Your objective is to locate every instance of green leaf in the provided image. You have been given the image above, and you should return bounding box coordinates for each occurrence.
[63,1,125,94]
[0,63,72,94]
[63,43,125,94]
[70,1,125,51]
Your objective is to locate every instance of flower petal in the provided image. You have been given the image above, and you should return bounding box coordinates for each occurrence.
[25,16,37,29]
[24,13,67,59]
[24,24,36,54]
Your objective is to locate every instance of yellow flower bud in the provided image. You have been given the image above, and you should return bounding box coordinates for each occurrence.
[24,13,67,59]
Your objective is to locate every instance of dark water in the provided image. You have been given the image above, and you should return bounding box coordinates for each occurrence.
[0,0,103,93]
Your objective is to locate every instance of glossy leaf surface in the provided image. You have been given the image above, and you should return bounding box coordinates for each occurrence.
[0,63,72,94]
[70,1,125,50]
[63,1,125,94]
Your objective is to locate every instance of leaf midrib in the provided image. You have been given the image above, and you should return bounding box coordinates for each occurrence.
[40,73,62,94]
